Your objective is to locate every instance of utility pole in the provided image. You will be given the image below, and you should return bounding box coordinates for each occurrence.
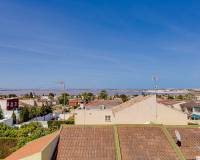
[152,75,159,121]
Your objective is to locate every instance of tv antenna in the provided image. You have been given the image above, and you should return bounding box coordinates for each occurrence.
[152,75,159,90]
[152,75,159,120]
[56,81,65,91]
[56,81,66,120]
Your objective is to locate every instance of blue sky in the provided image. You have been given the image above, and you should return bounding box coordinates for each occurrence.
[0,0,200,89]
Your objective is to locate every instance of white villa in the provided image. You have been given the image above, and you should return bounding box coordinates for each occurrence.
[75,95,188,125]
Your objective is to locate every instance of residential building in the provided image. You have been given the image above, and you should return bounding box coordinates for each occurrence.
[68,99,81,107]
[0,98,19,118]
[0,98,19,126]
[191,106,200,119]
[85,99,123,109]
[20,98,57,107]
[0,98,19,111]
[19,99,36,107]
[75,95,188,125]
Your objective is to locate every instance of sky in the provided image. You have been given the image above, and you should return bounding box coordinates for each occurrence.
[0,0,200,89]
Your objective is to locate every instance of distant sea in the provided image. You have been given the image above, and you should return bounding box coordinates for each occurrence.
[0,88,188,96]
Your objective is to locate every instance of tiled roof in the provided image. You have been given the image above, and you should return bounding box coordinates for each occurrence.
[69,99,81,103]
[56,125,184,160]
[181,101,200,107]
[8,125,200,160]
[118,126,179,160]
[168,127,200,160]
[157,99,183,106]
[85,99,122,109]
[5,132,58,160]
[56,126,116,160]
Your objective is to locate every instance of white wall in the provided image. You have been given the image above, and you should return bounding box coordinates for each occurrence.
[0,100,7,110]
[114,95,157,124]
[59,113,73,120]
[21,134,59,160]
[20,99,35,106]
[31,113,53,121]
[41,134,59,160]
[75,95,188,125]
[0,118,13,126]
[75,109,114,125]
[157,103,187,125]
[3,109,19,119]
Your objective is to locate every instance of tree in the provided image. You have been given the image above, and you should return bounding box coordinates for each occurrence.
[19,107,29,123]
[12,111,16,124]
[120,94,129,102]
[0,95,7,98]
[114,94,120,98]
[48,93,55,100]
[40,105,47,116]
[0,107,4,120]
[58,93,69,105]
[8,94,17,98]
[168,95,174,99]
[29,107,37,118]
[29,92,33,98]
[81,92,95,103]
[38,105,52,117]
[45,105,53,114]
[177,95,184,100]
[98,90,108,100]
[23,92,34,99]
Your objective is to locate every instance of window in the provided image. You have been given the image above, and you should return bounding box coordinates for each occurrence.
[194,106,200,112]
[105,115,111,122]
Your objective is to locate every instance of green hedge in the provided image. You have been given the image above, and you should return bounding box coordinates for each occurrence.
[48,118,74,129]
[0,137,18,159]
[0,122,55,158]
[188,122,199,125]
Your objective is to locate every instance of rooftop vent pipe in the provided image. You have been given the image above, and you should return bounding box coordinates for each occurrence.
[175,129,181,147]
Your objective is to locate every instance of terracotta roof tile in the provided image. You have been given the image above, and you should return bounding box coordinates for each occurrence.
[118,126,180,160]
[85,99,122,109]
[168,127,200,159]
[56,126,116,160]
[157,99,183,106]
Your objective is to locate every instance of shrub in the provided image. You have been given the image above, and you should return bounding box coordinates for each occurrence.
[0,122,55,157]
[48,117,75,129]
[0,137,18,159]
[188,122,199,125]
